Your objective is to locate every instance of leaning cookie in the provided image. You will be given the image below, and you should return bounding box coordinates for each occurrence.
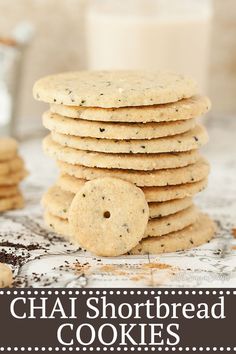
[0,193,24,212]
[0,263,13,287]
[68,177,149,256]
[130,213,216,254]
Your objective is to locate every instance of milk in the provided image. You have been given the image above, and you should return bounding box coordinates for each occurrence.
[85,0,213,92]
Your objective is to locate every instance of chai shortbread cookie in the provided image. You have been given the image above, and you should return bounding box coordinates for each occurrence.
[0,185,20,198]
[43,135,200,171]
[0,263,13,287]
[0,156,24,175]
[51,125,208,154]
[50,95,210,123]
[42,185,192,220]
[33,70,198,108]
[43,111,196,140]
[68,177,149,256]
[0,170,27,186]
[144,205,198,237]
[130,213,216,254]
[42,186,74,219]
[57,174,207,202]
[44,211,71,240]
[0,137,18,161]
[149,198,193,219]
[0,193,24,212]
[57,157,210,187]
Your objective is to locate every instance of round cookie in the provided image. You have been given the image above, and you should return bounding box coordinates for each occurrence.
[144,205,198,237]
[43,111,196,140]
[0,170,27,186]
[50,95,211,123]
[57,174,208,202]
[0,263,13,287]
[42,185,192,220]
[43,135,200,171]
[51,125,208,154]
[68,177,149,256]
[57,157,210,187]
[149,198,192,219]
[0,137,18,161]
[33,70,198,108]
[42,186,74,219]
[130,213,216,254]
[0,193,24,212]
[0,185,20,198]
[0,156,24,175]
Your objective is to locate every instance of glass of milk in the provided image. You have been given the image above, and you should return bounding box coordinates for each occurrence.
[85,0,213,93]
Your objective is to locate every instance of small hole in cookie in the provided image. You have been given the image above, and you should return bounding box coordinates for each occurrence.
[103,211,111,219]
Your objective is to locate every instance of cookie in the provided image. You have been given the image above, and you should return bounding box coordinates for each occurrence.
[33,70,198,108]
[51,125,208,154]
[50,95,210,123]
[0,185,20,198]
[0,263,13,287]
[43,135,200,171]
[0,170,27,186]
[130,213,216,254]
[43,111,196,140]
[0,193,24,212]
[68,177,149,256]
[0,137,18,161]
[42,185,74,219]
[42,185,192,220]
[57,174,208,202]
[149,198,193,219]
[144,205,198,237]
[0,156,24,175]
[57,157,210,187]
[44,211,71,239]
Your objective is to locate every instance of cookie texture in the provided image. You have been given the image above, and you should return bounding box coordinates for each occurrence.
[0,263,13,287]
[50,95,210,123]
[130,213,216,254]
[43,135,200,171]
[0,170,27,186]
[0,193,24,212]
[0,185,20,198]
[43,111,196,140]
[44,211,71,240]
[0,157,24,175]
[144,205,198,237]
[42,186,74,219]
[57,157,210,187]
[51,125,208,154]
[42,185,192,220]
[0,137,18,161]
[33,70,198,108]
[57,174,207,202]
[149,198,193,219]
[68,177,149,256]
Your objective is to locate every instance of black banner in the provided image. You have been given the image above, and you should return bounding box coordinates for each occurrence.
[0,288,235,353]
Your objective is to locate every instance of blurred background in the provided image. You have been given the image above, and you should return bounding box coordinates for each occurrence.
[0,0,235,138]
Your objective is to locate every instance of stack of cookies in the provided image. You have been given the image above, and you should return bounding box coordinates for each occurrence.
[0,137,27,212]
[34,71,216,256]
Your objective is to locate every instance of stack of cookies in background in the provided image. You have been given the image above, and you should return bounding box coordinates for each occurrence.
[0,137,27,212]
[34,71,216,256]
